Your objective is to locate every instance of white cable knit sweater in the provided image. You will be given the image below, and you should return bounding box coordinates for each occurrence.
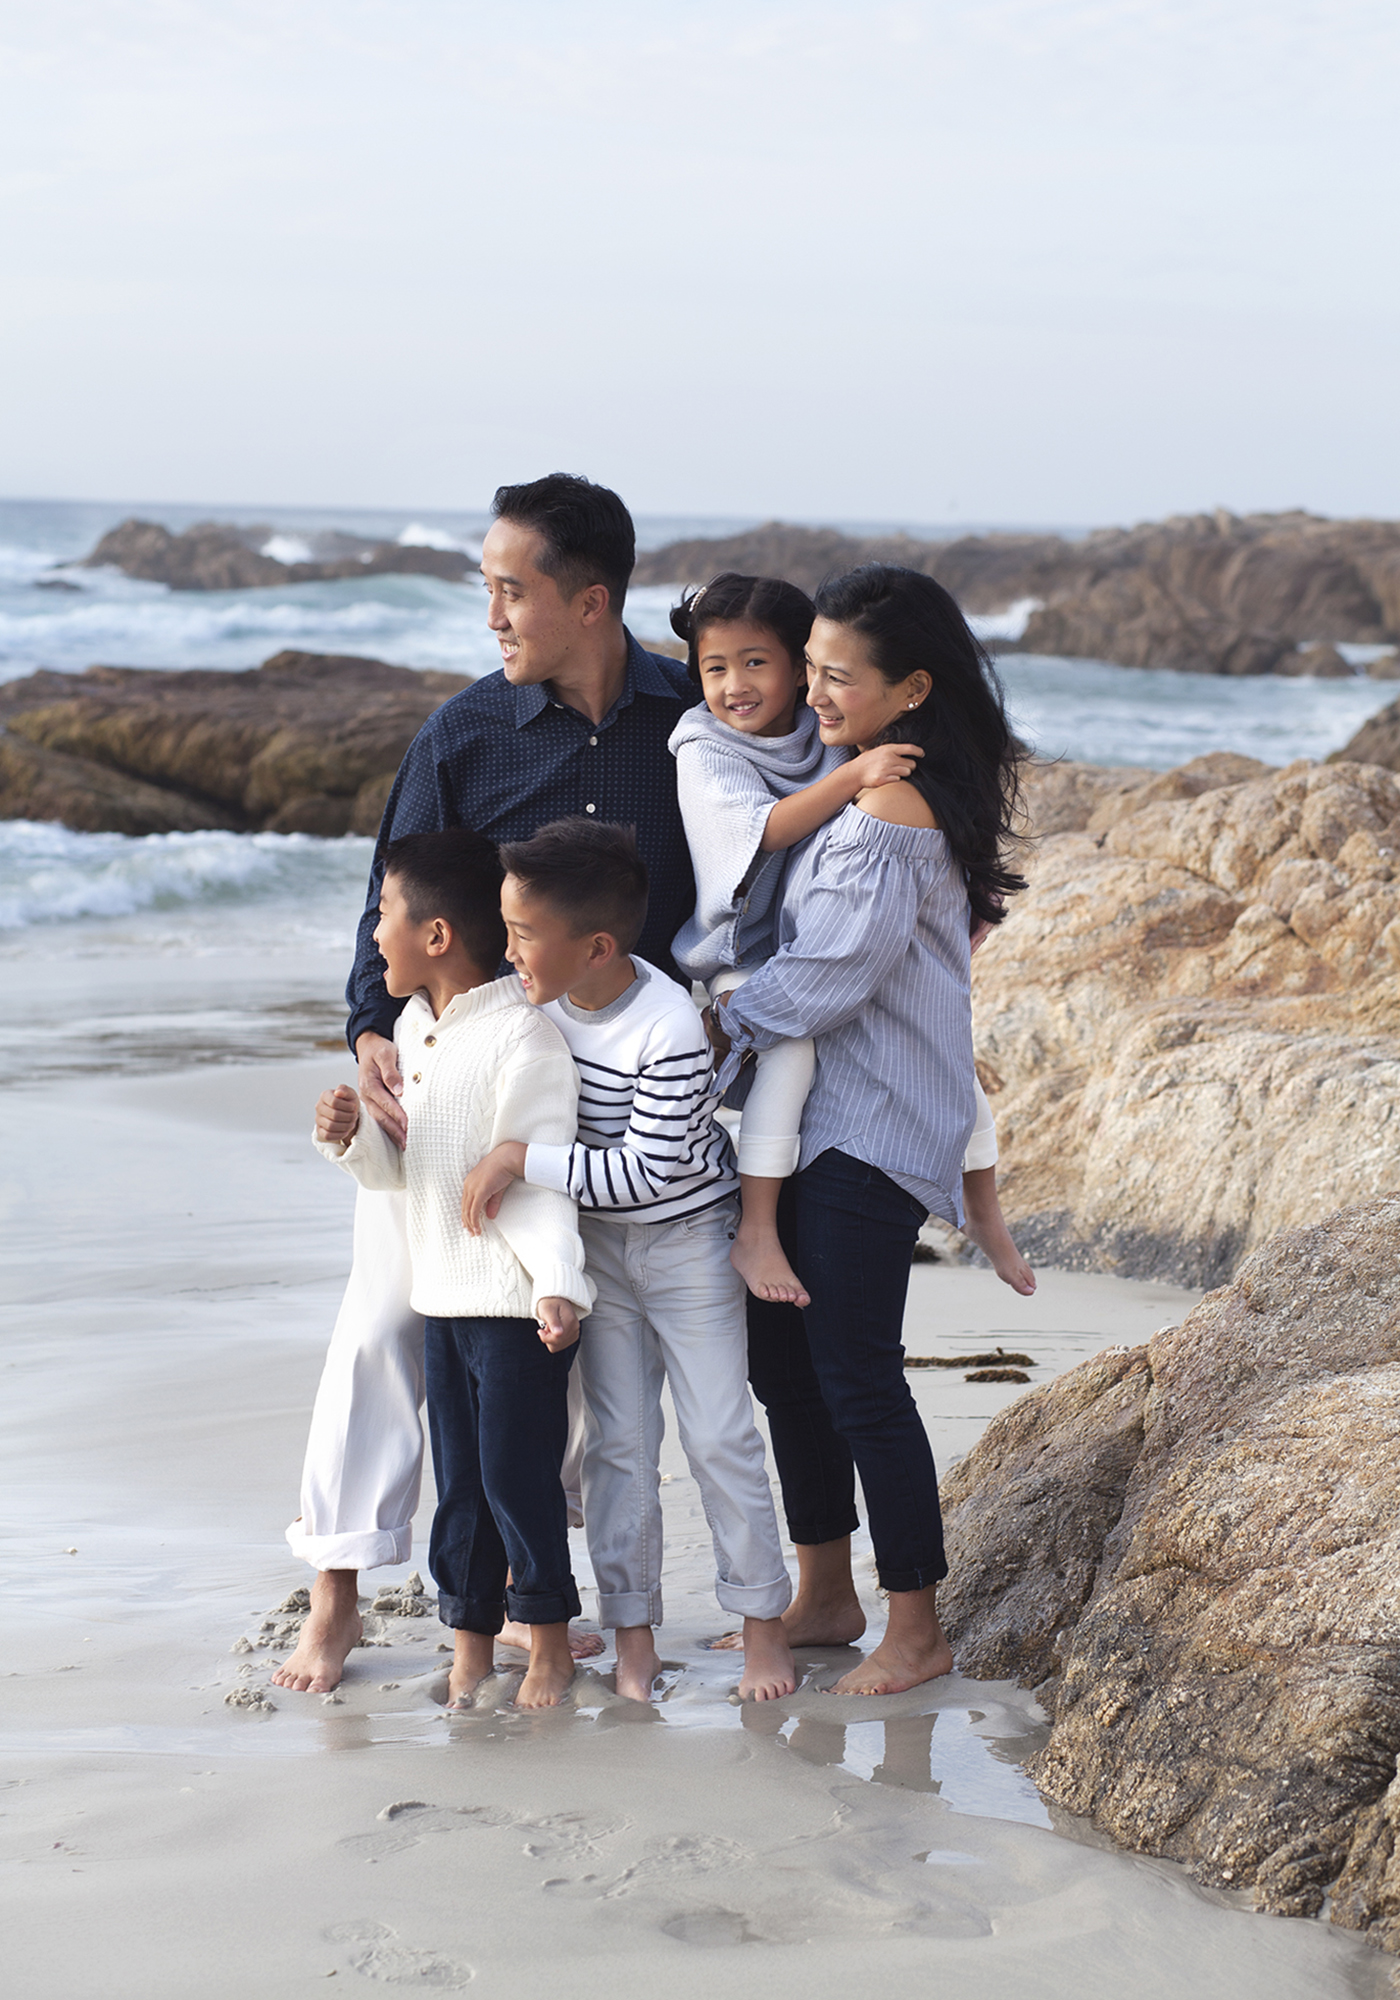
[315,977,593,1321]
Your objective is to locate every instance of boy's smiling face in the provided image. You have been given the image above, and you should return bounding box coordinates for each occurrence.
[373,869,442,997]
[502,876,603,1005]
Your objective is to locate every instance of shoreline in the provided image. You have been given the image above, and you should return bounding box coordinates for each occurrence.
[3,1043,1389,1997]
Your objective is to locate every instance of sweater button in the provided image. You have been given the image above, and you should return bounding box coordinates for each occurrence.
[412,1072,422,1083]
[424,1035,436,1046]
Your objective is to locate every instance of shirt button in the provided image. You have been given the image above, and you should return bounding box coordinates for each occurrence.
[412,1072,422,1083]
[424,1035,436,1046]
[589,735,598,746]
[585,803,596,814]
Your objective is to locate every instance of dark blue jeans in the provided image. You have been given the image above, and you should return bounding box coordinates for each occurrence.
[424,1315,581,1633]
[745,1150,947,1592]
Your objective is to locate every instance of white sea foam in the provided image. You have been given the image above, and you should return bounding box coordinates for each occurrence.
[0,820,371,938]
[259,534,314,565]
[969,597,1041,643]
[396,521,479,556]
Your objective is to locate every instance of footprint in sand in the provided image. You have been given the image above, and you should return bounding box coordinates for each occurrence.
[324,1920,473,1987]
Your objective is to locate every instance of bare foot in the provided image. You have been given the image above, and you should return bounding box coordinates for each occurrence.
[270,1570,362,1693]
[498,1616,604,1660]
[730,1225,811,1309]
[738,1615,797,1701]
[447,1630,496,1708]
[829,1587,954,1695]
[960,1169,1036,1296]
[613,1623,663,1701]
[711,1541,866,1652]
[515,1624,575,1709]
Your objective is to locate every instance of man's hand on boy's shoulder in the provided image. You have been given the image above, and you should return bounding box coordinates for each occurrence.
[316,1084,361,1147]
[460,1142,527,1235]
[356,1030,408,1148]
[536,1298,580,1354]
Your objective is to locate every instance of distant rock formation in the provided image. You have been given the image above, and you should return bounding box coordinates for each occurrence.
[77,518,475,591]
[939,1196,1400,1958]
[635,510,1400,674]
[0,651,469,836]
[1338,693,1400,770]
[980,751,1400,1285]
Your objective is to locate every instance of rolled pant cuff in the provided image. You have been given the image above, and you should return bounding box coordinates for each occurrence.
[785,1511,861,1548]
[505,1582,582,1627]
[875,1561,949,1593]
[597,1589,662,1631]
[437,1592,506,1634]
[285,1521,412,1572]
[714,1574,794,1621]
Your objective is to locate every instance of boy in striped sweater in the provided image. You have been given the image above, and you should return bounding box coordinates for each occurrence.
[461,819,796,1703]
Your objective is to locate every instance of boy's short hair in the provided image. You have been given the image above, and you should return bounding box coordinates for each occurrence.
[382,829,506,971]
[499,819,649,953]
[491,473,635,614]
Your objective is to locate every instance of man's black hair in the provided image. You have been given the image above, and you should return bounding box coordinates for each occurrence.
[381,829,506,971]
[491,472,635,614]
[499,818,648,954]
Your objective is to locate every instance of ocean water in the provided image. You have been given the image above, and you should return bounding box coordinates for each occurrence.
[2,494,1396,1081]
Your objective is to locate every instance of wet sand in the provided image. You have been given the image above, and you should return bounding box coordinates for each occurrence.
[2,1052,1390,1998]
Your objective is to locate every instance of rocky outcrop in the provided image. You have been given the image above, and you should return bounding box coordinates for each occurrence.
[1339,695,1400,771]
[980,753,1400,1286]
[0,651,469,836]
[78,519,475,591]
[939,1197,1400,1957]
[635,510,1400,673]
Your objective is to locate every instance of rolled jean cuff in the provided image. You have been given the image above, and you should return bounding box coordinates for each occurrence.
[785,1506,861,1548]
[714,1573,794,1621]
[506,1580,582,1627]
[875,1559,949,1594]
[437,1591,506,1634]
[285,1521,412,1572]
[596,1587,662,1631]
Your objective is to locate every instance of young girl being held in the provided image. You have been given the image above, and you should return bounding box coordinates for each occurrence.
[667,572,923,1307]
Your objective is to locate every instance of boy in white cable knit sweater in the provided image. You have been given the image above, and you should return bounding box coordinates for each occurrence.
[313,830,593,1711]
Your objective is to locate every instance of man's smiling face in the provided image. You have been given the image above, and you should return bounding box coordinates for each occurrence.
[480,516,585,687]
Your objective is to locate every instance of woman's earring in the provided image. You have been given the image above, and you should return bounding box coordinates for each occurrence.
[907,700,917,709]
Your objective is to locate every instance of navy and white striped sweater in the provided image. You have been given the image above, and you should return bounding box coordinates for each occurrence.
[523,959,737,1226]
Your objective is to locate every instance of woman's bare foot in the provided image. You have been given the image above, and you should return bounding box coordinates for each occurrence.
[829,1587,954,1695]
[613,1623,663,1701]
[730,1224,811,1308]
[446,1630,496,1708]
[270,1569,363,1693]
[712,1538,866,1651]
[497,1616,604,1660]
[738,1616,797,1701]
[516,1623,575,1709]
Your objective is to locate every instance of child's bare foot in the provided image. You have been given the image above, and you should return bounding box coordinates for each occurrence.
[712,1539,866,1651]
[829,1588,954,1695]
[960,1167,1036,1296]
[447,1630,496,1708]
[613,1623,663,1701]
[498,1616,604,1660]
[270,1569,362,1693]
[730,1224,811,1308]
[515,1623,575,1709]
[738,1615,797,1701]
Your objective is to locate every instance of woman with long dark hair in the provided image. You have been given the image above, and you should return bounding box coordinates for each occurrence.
[710,563,1025,1695]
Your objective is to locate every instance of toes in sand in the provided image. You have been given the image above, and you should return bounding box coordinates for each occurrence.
[738,1616,797,1702]
[269,1576,363,1694]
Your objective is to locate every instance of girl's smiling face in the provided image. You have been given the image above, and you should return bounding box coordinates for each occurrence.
[804,617,930,749]
[697,619,804,737]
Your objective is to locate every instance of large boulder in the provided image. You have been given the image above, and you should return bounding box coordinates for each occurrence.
[634,510,1400,672]
[0,651,469,836]
[982,754,1400,1285]
[78,518,474,591]
[940,1197,1400,1957]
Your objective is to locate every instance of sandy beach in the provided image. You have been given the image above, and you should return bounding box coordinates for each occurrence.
[3,1004,1391,2000]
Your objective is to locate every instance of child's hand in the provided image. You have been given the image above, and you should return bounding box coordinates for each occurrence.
[849,742,924,792]
[536,1298,580,1353]
[316,1084,361,1146]
[702,1003,731,1060]
[461,1143,526,1235]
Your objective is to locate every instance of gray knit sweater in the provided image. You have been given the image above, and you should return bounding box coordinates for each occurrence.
[667,703,846,983]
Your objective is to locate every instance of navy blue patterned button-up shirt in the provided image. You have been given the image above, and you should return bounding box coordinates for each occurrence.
[346,632,700,1048]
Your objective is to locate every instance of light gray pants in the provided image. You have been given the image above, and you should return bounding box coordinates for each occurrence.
[578,1200,793,1630]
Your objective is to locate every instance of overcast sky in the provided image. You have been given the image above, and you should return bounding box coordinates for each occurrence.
[1,0,1396,527]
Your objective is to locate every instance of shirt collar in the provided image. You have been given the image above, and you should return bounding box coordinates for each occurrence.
[512,629,678,730]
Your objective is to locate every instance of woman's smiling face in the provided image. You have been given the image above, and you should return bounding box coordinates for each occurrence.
[804,617,930,749]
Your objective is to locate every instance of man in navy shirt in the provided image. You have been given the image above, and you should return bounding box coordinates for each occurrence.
[274,474,699,1694]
